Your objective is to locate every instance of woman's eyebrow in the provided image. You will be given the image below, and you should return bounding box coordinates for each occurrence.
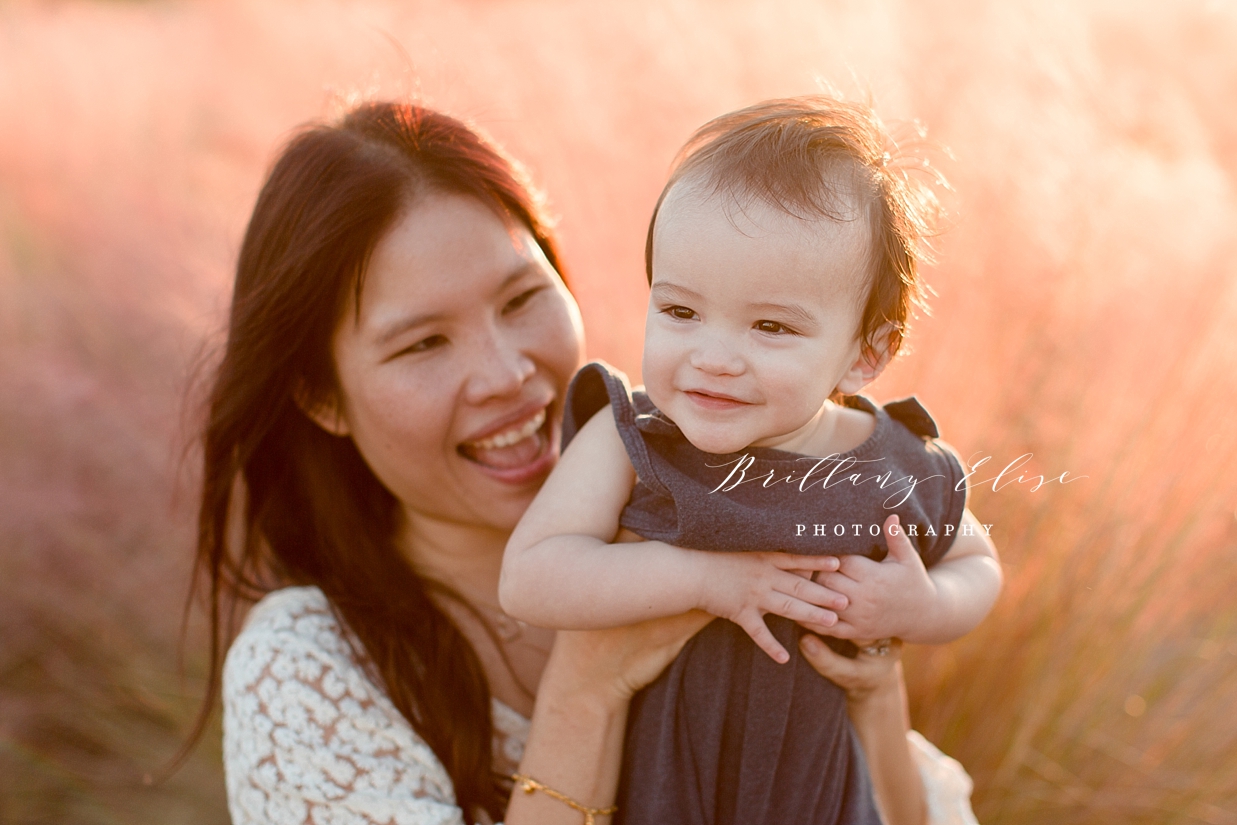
[374,264,542,347]
[493,262,540,295]
[374,311,444,347]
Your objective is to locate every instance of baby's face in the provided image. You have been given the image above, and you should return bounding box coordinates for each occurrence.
[643,179,873,455]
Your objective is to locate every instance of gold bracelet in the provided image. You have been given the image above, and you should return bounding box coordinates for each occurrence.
[510,773,618,825]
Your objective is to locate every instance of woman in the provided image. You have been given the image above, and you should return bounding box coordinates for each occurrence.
[193,102,969,825]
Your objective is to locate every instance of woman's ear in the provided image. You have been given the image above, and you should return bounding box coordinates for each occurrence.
[293,382,351,437]
[834,323,897,396]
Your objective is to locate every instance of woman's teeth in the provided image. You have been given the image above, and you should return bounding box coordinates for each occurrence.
[459,408,549,472]
[467,408,546,451]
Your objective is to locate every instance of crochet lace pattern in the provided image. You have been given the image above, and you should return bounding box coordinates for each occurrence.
[223,587,526,825]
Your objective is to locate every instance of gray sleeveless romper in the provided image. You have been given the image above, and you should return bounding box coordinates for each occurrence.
[561,362,968,825]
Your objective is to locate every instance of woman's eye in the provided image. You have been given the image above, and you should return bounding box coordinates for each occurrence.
[754,320,796,335]
[665,305,698,321]
[503,287,542,314]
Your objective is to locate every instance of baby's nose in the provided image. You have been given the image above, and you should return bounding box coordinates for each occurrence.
[688,336,745,375]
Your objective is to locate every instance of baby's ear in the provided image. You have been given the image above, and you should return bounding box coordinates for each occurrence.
[294,381,351,437]
[834,323,897,395]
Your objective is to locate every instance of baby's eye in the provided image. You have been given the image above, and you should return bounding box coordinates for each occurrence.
[664,305,699,321]
[503,287,543,314]
[754,320,797,335]
[400,334,448,355]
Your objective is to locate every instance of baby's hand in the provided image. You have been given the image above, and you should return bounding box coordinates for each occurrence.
[693,551,847,663]
[810,515,937,642]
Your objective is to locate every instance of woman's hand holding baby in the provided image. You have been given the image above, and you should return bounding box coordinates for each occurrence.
[691,550,847,663]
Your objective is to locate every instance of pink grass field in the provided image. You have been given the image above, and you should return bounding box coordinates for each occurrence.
[1,0,1235,822]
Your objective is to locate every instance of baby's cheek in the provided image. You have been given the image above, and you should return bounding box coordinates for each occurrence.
[766,367,827,415]
[640,336,680,409]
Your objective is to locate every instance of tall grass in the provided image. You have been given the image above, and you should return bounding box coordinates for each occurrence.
[0,0,1234,822]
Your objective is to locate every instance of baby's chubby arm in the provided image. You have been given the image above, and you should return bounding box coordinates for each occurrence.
[813,510,1002,645]
[500,405,848,663]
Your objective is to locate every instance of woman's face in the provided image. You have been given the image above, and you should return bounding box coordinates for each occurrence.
[325,192,586,534]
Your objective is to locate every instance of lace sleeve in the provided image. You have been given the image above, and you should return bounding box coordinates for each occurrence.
[908,730,981,825]
[223,588,469,825]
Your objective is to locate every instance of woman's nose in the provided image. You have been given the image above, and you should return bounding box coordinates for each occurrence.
[463,327,536,404]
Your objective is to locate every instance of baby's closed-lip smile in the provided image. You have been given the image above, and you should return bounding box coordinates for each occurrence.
[683,388,754,410]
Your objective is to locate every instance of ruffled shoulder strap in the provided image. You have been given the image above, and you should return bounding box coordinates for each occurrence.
[883,396,940,439]
[561,361,669,497]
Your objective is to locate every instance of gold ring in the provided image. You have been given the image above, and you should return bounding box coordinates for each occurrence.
[860,638,893,656]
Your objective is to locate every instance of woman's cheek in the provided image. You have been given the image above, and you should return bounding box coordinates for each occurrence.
[361,367,455,463]
[541,299,587,379]
[553,283,587,359]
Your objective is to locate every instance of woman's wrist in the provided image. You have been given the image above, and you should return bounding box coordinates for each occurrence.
[510,654,630,825]
[538,631,636,710]
[844,661,908,722]
[509,611,710,824]
[538,661,631,719]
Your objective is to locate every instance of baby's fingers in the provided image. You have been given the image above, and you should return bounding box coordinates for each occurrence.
[735,612,791,664]
[771,553,841,573]
[780,572,848,612]
[822,618,860,639]
[797,618,838,636]
[762,591,839,629]
[882,514,920,565]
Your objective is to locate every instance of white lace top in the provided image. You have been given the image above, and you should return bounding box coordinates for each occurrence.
[223,586,526,825]
[223,586,977,825]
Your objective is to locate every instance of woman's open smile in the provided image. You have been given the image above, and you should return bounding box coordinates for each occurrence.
[327,192,585,532]
[457,403,557,482]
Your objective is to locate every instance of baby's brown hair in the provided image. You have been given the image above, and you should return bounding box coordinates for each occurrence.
[645,95,942,362]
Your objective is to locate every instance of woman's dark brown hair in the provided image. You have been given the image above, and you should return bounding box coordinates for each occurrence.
[189,102,564,824]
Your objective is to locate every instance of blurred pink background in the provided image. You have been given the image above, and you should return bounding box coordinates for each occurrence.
[1,1,1235,823]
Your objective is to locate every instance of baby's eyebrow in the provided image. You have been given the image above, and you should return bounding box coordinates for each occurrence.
[650,281,703,302]
[748,301,819,330]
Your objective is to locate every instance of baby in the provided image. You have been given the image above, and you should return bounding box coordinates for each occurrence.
[501,97,1001,825]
